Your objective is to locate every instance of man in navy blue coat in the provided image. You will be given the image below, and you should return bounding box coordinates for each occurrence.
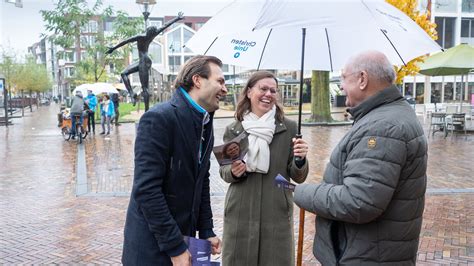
[122,55,227,265]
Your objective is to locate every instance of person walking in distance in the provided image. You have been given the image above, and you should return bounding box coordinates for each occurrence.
[84,89,97,133]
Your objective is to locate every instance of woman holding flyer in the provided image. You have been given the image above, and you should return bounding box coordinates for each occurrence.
[219,71,309,265]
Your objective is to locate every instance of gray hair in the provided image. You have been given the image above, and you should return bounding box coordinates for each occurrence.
[346,51,396,84]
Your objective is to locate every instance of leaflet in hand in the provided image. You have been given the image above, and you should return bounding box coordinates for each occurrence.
[183,236,220,266]
[274,174,296,191]
[213,132,249,166]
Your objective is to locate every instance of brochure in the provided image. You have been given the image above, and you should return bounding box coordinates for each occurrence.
[183,236,220,266]
[213,132,249,166]
[274,174,296,192]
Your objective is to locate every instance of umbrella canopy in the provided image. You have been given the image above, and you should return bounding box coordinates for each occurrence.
[186,0,441,71]
[72,83,92,96]
[73,83,118,96]
[419,43,474,76]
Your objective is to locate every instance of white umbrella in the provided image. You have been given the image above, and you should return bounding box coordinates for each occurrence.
[89,82,118,94]
[72,83,92,96]
[186,0,441,132]
[73,83,118,96]
[187,0,441,71]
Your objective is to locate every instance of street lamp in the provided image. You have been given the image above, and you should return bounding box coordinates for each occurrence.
[136,0,157,29]
[4,0,23,8]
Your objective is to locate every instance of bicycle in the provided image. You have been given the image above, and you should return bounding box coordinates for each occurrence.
[60,113,89,144]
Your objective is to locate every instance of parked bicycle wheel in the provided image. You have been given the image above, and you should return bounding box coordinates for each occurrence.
[62,126,71,141]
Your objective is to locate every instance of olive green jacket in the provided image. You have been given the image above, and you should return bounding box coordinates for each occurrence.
[220,117,308,266]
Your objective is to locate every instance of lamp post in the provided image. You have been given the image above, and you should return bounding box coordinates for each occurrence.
[169,43,175,82]
[136,0,157,29]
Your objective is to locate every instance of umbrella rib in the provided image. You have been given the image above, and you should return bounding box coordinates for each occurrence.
[204,37,219,55]
[325,28,334,72]
[257,29,273,70]
[380,29,407,66]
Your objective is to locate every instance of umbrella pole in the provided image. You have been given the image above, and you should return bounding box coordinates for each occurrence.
[297,28,306,137]
[460,75,464,112]
[296,27,306,266]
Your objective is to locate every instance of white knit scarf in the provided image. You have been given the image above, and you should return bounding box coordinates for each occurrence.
[242,106,276,173]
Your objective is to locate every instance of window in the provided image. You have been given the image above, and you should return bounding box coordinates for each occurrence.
[149,42,163,64]
[65,51,75,63]
[221,64,230,73]
[404,83,413,97]
[444,82,454,102]
[195,22,205,31]
[169,55,181,72]
[105,21,115,32]
[149,20,163,28]
[81,36,88,47]
[65,67,75,77]
[435,17,456,48]
[415,83,424,104]
[462,0,474,12]
[89,35,96,46]
[168,29,182,53]
[461,18,474,44]
[89,21,98,33]
[435,0,458,12]
[183,28,194,53]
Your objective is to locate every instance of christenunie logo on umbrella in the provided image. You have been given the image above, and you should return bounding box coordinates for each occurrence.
[231,39,257,59]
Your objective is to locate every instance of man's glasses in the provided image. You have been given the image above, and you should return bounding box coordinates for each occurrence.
[256,86,278,95]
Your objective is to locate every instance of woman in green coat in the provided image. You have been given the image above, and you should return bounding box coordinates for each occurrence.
[220,71,309,265]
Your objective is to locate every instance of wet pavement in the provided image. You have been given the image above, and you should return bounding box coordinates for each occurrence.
[1,103,473,264]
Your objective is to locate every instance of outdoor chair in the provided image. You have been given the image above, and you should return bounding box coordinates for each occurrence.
[447,113,467,138]
[429,112,447,138]
[425,103,436,119]
[415,104,426,124]
[460,105,472,121]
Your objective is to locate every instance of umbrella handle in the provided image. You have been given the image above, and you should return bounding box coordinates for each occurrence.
[296,207,306,266]
[294,133,304,162]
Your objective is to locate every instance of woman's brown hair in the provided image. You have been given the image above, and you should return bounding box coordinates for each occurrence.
[235,71,284,122]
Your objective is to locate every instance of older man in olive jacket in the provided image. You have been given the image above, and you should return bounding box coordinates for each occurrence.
[294,51,427,265]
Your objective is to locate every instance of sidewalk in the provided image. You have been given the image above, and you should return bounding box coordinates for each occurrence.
[0,104,473,264]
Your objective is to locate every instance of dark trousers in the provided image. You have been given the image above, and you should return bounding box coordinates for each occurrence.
[114,107,120,125]
[87,111,95,133]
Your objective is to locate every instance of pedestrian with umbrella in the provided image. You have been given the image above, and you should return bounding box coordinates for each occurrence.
[219,71,309,265]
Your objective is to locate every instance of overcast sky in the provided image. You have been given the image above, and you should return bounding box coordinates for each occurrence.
[0,0,232,59]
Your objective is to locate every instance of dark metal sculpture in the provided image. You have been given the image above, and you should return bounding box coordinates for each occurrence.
[106,12,184,111]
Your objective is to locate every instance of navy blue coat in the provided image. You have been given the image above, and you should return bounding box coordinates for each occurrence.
[122,89,216,265]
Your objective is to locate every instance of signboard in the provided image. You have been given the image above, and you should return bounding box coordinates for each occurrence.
[0,78,4,92]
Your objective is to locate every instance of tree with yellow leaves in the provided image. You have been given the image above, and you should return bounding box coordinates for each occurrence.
[386,0,438,84]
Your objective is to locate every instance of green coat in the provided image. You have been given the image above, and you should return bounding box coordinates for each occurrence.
[220,117,309,266]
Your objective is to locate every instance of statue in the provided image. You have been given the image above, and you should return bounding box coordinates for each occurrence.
[106,12,184,111]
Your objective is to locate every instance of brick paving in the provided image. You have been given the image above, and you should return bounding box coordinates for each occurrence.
[1,104,473,264]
